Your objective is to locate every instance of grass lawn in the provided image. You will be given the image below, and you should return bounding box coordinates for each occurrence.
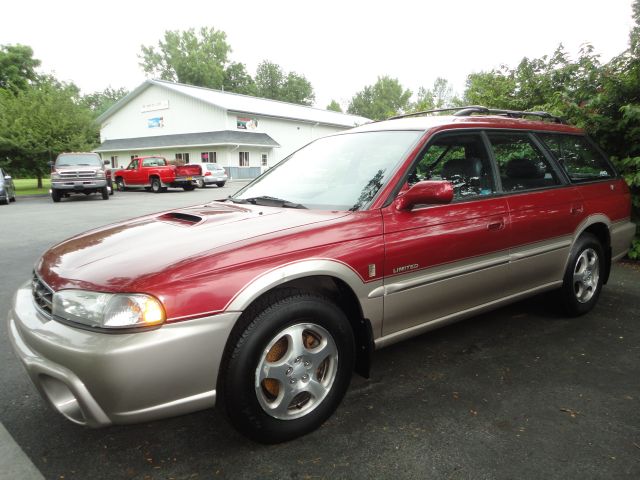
[14,178,51,196]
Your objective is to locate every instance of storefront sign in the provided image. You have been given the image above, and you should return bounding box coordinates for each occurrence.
[148,117,164,128]
[141,100,169,113]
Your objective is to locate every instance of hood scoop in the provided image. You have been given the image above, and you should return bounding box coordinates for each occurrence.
[157,211,203,226]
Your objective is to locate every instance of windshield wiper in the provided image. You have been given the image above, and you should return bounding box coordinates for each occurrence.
[230,196,307,209]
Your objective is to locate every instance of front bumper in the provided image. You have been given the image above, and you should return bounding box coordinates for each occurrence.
[8,284,239,427]
[51,179,107,191]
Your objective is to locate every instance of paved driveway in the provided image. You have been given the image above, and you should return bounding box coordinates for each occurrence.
[1,186,639,479]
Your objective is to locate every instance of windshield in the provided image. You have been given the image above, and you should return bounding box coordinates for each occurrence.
[232,131,422,210]
[56,154,102,167]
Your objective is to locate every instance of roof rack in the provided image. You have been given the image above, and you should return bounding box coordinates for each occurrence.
[388,105,565,124]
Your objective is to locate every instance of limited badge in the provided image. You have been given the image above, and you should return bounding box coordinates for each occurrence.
[368,264,376,278]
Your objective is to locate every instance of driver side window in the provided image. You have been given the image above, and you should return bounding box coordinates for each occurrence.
[410,133,496,200]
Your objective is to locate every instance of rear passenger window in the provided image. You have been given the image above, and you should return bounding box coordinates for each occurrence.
[487,132,561,192]
[537,134,614,182]
[411,133,496,200]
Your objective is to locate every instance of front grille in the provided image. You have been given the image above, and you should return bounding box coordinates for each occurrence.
[59,170,96,178]
[32,272,54,318]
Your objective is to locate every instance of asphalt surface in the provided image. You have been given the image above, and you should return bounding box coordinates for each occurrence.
[0,185,639,479]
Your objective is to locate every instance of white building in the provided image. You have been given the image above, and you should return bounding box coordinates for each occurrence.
[95,79,370,179]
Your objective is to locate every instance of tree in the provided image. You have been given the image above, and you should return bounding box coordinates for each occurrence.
[139,27,232,89]
[0,44,41,92]
[254,60,315,105]
[411,77,457,112]
[223,62,256,95]
[327,100,342,112]
[347,76,412,120]
[0,77,98,187]
[82,87,129,117]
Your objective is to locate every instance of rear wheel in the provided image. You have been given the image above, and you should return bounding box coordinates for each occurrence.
[223,290,354,444]
[151,177,162,193]
[183,184,196,191]
[561,233,604,316]
[216,182,226,187]
[196,178,205,188]
[51,189,61,203]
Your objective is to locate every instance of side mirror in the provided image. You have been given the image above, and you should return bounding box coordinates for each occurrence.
[4,175,11,181]
[394,180,453,211]
[48,161,54,167]
[104,160,111,165]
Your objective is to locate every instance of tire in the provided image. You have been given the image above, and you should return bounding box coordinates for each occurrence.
[561,233,605,316]
[109,181,114,195]
[183,185,196,191]
[10,192,16,202]
[0,196,8,205]
[216,182,226,188]
[116,178,125,191]
[196,178,205,188]
[51,189,61,203]
[101,186,109,200]
[223,289,354,444]
[151,177,162,193]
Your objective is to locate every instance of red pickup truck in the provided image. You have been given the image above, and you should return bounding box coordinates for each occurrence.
[114,156,202,192]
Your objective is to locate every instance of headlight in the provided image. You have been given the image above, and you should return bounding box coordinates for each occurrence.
[96,170,106,178]
[52,290,165,330]
[51,172,61,180]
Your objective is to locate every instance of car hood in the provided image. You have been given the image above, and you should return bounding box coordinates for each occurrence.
[37,201,349,292]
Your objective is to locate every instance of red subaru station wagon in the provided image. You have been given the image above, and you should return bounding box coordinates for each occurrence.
[9,107,635,443]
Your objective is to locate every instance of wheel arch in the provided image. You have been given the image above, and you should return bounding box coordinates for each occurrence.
[571,214,612,284]
[224,260,380,379]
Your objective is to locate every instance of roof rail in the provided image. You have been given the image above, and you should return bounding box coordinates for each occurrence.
[388,105,565,124]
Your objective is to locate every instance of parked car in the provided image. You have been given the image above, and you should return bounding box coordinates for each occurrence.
[113,156,202,192]
[0,167,16,205]
[197,163,228,188]
[8,107,635,444]
[50,152,113,202]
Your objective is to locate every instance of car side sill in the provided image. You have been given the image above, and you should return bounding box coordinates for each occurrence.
[374,281,562,349]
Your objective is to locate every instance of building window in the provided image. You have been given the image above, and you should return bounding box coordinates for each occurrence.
[261,153,268,167]
[176,153,190,164]
[201,151,217,163]
[110,155,118,168]
[239,151,250,167]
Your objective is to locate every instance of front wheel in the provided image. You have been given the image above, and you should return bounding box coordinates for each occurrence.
[101,186,109,200]
[51,189,61,203]
[561,233,605,316]
[223,290,354,444]
[116,178,126,191]
[151,177,162,193]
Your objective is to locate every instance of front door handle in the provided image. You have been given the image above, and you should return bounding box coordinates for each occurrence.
[570,204,584,215]
[487,220,505,231]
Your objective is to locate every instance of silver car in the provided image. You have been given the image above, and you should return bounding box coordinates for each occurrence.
[198,163,228,187]
[0,167,17,205]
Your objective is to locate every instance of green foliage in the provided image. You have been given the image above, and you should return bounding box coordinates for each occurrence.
[254,60,315,105]
[139,27,232,90]
[81,86,129,117]
[326,100,342,112]
[411,77,460,112]
[0,44,40,92]
[223,62,256,96]
[347,76,412,120]
[0,77,98,181]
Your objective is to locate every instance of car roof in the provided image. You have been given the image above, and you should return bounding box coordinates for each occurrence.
[350,115,583,135]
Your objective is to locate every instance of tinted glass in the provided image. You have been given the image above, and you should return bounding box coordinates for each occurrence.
[233,131,422,210]
[56,154,102,167]
[142,157,167,167]
[487,132,561,191]
[538,133,614,182]
[410,133,496,200]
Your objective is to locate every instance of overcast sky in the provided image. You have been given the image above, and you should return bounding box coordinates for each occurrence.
[0,0,635,109]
